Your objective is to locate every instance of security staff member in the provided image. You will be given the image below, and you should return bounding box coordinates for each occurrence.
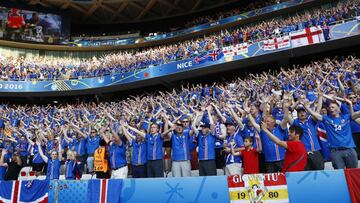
[94,139,110,179]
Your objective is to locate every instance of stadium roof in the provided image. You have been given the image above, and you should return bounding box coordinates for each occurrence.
[19,0,238,24]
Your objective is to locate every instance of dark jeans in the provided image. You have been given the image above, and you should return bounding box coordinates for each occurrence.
[199,160,217,176]
[132,164,147,178]
[147,160,164,178]
[215,148,225,169]
[352,132,360,160]
[259,153,266,173]
[330,148,358,169]
[265,160,283,173]
[20,155,28,167]
[96,171,110,179]
[306,150,324,170]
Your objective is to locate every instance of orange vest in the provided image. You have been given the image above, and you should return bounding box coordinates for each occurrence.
[4,129,12,139]
[94,146,108,173]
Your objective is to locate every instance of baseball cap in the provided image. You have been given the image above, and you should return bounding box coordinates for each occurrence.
[200,123,211,128]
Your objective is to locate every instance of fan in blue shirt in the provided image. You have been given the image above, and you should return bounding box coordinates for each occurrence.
[37,141,61,180]
[123,125,147,178]
[303,97,360,169]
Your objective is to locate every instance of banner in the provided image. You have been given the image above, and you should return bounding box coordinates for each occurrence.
[263,36,290,51]
[223,43,248,57]
[344,168,360,203]
[228,173,289,203]
[290,26,325,47]
[0,180,49,203]
[87,179,123,203]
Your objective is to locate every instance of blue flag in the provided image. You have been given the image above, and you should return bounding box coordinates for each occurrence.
[87,179,123,203]
[0,180,49,203]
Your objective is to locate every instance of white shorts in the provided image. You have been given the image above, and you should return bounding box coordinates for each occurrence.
[111,165,128,179]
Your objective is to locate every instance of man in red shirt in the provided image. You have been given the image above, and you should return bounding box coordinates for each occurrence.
[261,123,307,172]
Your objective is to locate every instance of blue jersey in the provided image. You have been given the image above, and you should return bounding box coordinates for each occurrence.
[64,160,77,180]
[225,132,244,164]
[108,141,127,169]
[16,141,29,156]
[272,108,284,121]
[145,133,163,160]
[351,102,360,133]
[73,138,86,156]
[198,132,216,160]
[32,144,45,164]
[46,140,56,156]
[130,140,147,165]
[317,121,331,161]
[171,131,191,161]
[86,135,100,155]
[46,159,60,180]
[322,114,355,148]
[306,90,317,101]
[260,126,287,162]
[294,117,321,152]
[3,143,14,161]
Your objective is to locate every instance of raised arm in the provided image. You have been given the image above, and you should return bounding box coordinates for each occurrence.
[37,142,49,163]
[122,126,136,143]
[316,91,324,113]
[125,124,146,138]
[99,127,110,144]
[227,104,244,130]
[58,137,62,161]
[337,74,346,97]
[211,103,227,123]
[62,127,73,143]
[343,98,360,120]
[191,113,200,136]
[303,101,323,121]
[255,133,262,152]
[280,101,290,130]
[21,128,35,146]
[0,149,8,167]
[206,106,216,133]
[261,122,287,149]
[243,104,260,132]
[161,121,176,138]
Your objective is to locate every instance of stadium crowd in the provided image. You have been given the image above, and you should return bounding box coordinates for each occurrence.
[0,0,358,81]
[72,0,283,39]
[0,55,360,180]
[182,0,284,29]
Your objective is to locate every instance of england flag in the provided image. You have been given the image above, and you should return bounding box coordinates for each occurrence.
[290,26,325,48]
[263,35,290,51]
[222,43,248,57]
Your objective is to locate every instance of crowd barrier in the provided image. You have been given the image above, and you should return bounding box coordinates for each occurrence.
[0,169,357,203]
[0,18,358,94]
[49,170,353,203]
